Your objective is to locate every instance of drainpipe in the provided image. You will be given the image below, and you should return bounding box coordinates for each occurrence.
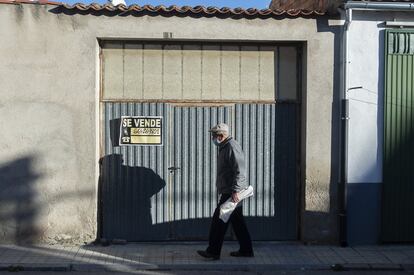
[345,2,414,11]
[339,7,352,247]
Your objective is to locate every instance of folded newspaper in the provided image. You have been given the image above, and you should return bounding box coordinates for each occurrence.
[219,185,254,223]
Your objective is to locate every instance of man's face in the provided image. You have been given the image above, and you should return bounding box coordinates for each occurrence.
[211,133,225,142]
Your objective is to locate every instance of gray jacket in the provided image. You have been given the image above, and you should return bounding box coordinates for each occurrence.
[216,137,247,194]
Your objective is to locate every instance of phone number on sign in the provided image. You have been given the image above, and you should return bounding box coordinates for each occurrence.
[131,128,161,136]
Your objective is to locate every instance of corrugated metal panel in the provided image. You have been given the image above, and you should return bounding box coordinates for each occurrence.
[382,30,414,243]
[102,102,298,241]
[234,104,297,240]
[171,105,232,239]
[102,102,171,240]
[101,103,234,240]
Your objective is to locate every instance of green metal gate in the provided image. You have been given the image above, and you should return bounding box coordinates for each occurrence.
[382,29,414,242]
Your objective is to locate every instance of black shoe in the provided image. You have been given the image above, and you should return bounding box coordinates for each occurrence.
[230,251,254,257]
[197,250,220,260]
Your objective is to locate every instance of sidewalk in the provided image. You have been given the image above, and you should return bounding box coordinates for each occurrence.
[0,242,413,272]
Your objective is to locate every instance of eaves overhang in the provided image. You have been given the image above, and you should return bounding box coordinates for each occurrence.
[56,3,327,18]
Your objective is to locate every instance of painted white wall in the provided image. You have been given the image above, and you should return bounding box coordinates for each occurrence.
[347,11,413,184]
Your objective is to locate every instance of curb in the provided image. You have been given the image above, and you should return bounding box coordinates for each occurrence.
[402,264,414,271]
[370,263,403,270]
[331,263,404,271]
[0,264,70,272]
[71,263,333,272]
[0,262,411,272]
[0,263,331,272]
[71,263,159,272]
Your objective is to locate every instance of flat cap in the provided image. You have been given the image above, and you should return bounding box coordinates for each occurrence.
[209,123,229,134]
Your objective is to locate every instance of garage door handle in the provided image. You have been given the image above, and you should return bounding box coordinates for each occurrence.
[168,166,180,172]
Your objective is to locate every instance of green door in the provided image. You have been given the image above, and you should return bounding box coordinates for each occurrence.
[382,29,414,242]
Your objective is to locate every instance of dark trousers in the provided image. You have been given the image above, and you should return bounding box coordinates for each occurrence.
[206,194,253,256]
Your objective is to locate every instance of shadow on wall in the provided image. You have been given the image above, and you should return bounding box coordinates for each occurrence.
[98,154,167,241]
[109,118,121,147]
[98,153,299,242]
[0,156,43,244]
[0,155,96,244]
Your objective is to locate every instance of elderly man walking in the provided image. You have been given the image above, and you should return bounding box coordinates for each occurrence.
[197,123,254,260]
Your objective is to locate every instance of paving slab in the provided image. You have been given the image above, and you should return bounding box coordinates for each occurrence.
[0,242,413,272]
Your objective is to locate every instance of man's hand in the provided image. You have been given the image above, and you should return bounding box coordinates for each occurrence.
[231,192,240,203]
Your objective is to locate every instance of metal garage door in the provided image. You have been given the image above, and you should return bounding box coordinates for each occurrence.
[382,29,414,242]
[100,102,298,241]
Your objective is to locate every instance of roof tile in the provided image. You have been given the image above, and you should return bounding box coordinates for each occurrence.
[0,0,60,4]
[0,0,327,17]
[58,3,326,17]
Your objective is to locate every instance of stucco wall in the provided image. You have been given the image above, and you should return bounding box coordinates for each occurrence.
[346,10,413,245]
[0,3,340,243]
